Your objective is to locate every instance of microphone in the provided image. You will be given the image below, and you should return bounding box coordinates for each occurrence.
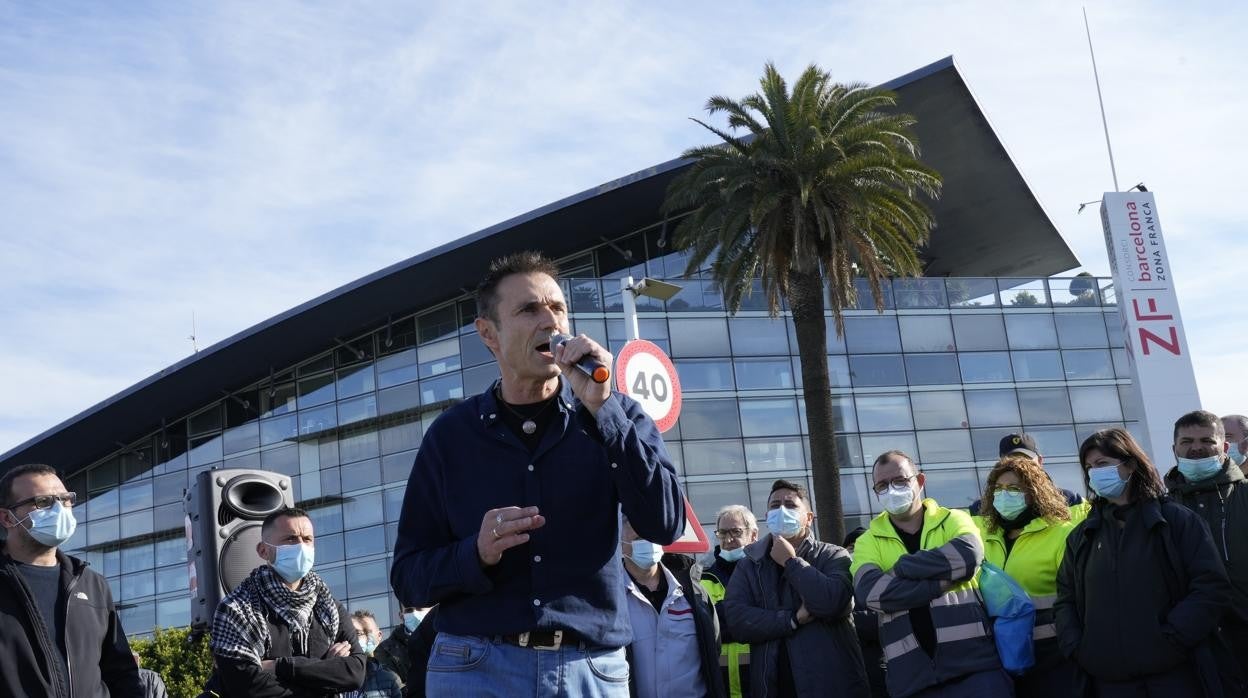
[549,332,611,384]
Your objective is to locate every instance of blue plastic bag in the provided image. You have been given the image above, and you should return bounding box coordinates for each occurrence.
[978,561,1036,676]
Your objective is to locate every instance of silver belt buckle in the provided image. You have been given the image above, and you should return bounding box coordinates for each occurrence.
[518,630,563,650]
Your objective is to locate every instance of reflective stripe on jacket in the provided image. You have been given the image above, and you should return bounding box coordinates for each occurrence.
[850,499,1000,698]
[700,570,749,698]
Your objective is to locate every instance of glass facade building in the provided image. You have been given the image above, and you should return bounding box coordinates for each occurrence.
[49,226,1131,637]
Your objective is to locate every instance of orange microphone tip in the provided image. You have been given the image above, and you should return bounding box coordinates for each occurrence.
[592,367,610,384]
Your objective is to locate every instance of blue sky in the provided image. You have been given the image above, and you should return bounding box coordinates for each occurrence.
[1,1,1244,455]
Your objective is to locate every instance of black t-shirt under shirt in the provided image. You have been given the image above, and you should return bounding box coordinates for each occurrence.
[496,391,561,453]
[892,522,939,657]
[16,562,69,680]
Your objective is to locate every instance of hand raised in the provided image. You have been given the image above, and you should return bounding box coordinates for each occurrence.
[553,333,612,414]
[478,506,546,566]
[770,533,796,567]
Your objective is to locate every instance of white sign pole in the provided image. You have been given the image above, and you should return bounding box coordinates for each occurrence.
[1100,192,1201,460]
[621,276,640,342]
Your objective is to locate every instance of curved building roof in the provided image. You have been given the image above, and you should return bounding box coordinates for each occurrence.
[1,56,1078,474]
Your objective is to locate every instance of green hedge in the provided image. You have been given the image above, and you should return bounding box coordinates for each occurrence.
[130,627,214,698]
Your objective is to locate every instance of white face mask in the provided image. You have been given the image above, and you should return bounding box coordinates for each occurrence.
[878,484,916,516]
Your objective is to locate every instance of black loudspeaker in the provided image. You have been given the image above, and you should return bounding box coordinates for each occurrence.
[185,468,293,631]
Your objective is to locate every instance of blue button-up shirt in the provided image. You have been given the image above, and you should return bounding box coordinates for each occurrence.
[390,379,685,648]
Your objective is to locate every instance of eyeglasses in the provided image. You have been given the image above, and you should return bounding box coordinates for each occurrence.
[8,492,77,511]
[715,528,748,540]
[872,476,915,496]
[994,485,1024,495]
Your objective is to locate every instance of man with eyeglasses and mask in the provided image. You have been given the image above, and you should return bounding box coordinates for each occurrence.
[850,451,1008,697]
[204,507,366,697]
[0,463,142,697]
[722,480,869,698]
[699,504,757,698]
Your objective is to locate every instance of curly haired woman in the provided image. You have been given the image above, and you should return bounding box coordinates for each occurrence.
[973,454,1086,697]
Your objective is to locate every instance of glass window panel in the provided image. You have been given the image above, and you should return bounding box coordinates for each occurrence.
[88,489,119,520]
[187,434,223,468]
[921,469,980,509]
[903,354,961,386]
[860,433,918,468]
[152,471,187,506]
[378,383,421,417]
[347,559,389,598]
[343,492,384,529]
[852,278,894,310]
[1111,348,1132,379]
[187,406,223,437]
[338,424,380,464]
[379,317,417,355]
[120,510,153,539]
[1027,425,1078,456]
[319,467,341,497]
[911,392,968,430]
[832,396,857,434]
[964,390,1021,427]
[338,395,379,426]
[669,318,731,358]
[686,480,751,527]
[679,399,742,439]
[119,600,155,633]
[675,360,734,392]
[155,537,185,566]
[666,443,684,476]
[376,348,419,390]
[570,278,603,312]
[222,422,260,456]
[379,414,422,455]
[1104,312,1124,347]
[87,517,119,545]
[837,433,864,469]
[121,571,155,601]
[156,565,188,595]
[947,278,1000,308]
[1011,351,1065,381]
[261,414,299,446]
[419,340,462,379]
[260,444,299,477]
[307,505,343,535]
[1018,387,1073,425]
[844,316,901,354]
[102,549,120,577]
[917,430,974,464]
[952,314,1008,351]
[1119,385,1142,421]
[298,373,336,409]
[418,305,458,345]
[682,440,746,476]
[1004,314,1058,349]
[318,565,347,600]
[153,503,182,531]
[298,404,337,438]
[849,355,906,387]
[958,352,1013,383]
[899,316,955,353]
[1056,313,1109,348]
[381,451,414,485]
[462,362,499,397]
[739,399,800,437]
[735,358,794,390]
[384,485,406,522]
[744,438,806,472]
[336,364,376,399]
[971,427,1022,461]
[730,318,791,355]
[999,279,1050,307]
[459,333,496,369]
[340,459,382,492]
[1069,386,1123,423]
[421,373,464,405]
[1045,461,1088,500]
[1076,422,1126,447]
[121,543,154,574]
[1063,349,1114,380]
[893,278,947,309]
[157,597,191,630]
[317,533,345,565]
[855,395,913,432]
[345,525,387,557]
[824,323,848,354]
[260,382,298,418]
[841,473,873,516]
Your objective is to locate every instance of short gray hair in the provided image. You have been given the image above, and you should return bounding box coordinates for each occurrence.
[1223,414,1248,431]
[715,504,757,531]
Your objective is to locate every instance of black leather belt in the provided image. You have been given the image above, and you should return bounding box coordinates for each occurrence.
[500,629,584,650]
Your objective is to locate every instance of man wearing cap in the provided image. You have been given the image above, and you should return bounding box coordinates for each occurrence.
[967,433,1085,515]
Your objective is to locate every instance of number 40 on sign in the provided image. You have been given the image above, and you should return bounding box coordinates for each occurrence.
[615,339,682,433]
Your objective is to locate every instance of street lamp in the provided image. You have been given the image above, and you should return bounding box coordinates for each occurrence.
[620,276,682,342]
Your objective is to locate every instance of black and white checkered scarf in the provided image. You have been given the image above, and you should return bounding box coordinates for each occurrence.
[210,563,340,664]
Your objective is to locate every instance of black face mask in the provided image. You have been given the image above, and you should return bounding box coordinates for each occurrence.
[999,507,1039,531]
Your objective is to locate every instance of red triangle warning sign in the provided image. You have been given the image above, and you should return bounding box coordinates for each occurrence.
[664,498,711,554]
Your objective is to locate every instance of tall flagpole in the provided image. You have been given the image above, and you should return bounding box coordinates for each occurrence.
[1083,6,1120,192]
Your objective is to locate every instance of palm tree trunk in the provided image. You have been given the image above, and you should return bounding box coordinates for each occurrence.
[788,268,846,546]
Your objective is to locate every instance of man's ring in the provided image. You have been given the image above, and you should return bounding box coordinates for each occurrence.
[492,526,502,539]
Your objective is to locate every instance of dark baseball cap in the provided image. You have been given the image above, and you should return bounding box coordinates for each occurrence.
[999,433,1040,460]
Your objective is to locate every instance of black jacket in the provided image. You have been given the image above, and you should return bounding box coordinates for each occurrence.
[0,549,142,698]
[204,601,366,698]
[625,554,726,698]
[1055,498,1232,696]
[373,625,411,688]
[403,605,439,698]
[1164,460,1248,623]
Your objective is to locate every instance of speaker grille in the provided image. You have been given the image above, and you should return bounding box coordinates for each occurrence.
[219,522,264,593]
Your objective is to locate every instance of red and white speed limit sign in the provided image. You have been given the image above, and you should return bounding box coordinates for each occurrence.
[615,339,682,433]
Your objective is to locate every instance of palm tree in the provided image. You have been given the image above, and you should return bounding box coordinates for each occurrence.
[663,63,941,544]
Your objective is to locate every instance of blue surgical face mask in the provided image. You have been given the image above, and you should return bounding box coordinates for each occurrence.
[718,546,746,563]
[268,542,315,583]
[14,501,77,548]
[403,610,425,633]
[362,638,377,654]
[766,506,804,538]
[627,539,664,568]
[1229,443,1246,467]
[1177,455,1223,482]
[993,490,1029,520]
[1088,464,1130,499]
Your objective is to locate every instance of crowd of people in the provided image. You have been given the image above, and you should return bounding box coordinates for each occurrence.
[3,251,1247,697]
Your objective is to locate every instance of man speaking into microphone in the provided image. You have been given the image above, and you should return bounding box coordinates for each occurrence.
[391,251,685,697]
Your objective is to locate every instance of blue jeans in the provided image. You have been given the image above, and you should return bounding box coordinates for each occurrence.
[426,633,630,697]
